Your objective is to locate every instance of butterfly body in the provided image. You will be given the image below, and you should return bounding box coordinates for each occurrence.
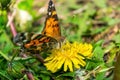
[14,0,63,54]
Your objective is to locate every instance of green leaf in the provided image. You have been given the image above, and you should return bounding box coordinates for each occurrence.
[93,40,104,48]
[91,27,106,35]
[113,34,120,43]
[57,72,75,78]
[39,74,50,80]
[0,11,7,29]
[0,30,14,54]
[93,0,107,8]
[0,51,10,61]
[86,41,104,70]
[93,46,104,61]
[40,70,51,76]
[7,61,25,78]
[0,70,11,80]
[96,72,105,80]
[18,0,33,11]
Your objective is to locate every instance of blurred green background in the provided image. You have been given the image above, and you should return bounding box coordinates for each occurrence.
[0,0,120,80]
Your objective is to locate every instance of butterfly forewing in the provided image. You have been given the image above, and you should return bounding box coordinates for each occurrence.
[42,0,61,41]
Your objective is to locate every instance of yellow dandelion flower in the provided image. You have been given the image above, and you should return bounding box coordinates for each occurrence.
[44,41,93,73]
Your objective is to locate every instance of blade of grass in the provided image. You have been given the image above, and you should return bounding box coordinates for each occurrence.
[0,51,10,61]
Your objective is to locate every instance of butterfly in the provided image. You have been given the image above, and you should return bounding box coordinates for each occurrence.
[13,0,64,54]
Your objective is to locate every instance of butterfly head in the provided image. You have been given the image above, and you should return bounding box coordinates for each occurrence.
[13,32,32,46]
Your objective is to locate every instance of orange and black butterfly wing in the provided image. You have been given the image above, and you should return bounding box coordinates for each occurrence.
[14,33,58,53]
[24,34,58,52]
[42,0,61,41]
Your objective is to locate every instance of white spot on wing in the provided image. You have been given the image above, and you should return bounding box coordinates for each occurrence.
[48,12,51,15]
[52,4,54,7]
